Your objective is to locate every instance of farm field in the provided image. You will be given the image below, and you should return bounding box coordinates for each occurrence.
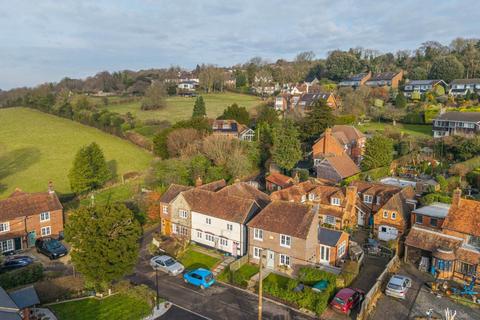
[357,122,432,138]
[0,108,153,198]
[103,92,262,123]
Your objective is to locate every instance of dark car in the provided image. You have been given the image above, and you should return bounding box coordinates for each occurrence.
[0,256,34,272]
[330,288,365,315]
[35,237,68,260]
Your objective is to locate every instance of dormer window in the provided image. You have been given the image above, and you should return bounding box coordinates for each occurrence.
[308,193,315,201]
[331,198,341,206]
[376,196,381,205]
[364,195,373,204]
[301,195,306,203]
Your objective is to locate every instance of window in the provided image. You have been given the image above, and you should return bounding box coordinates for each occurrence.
[253,247,261,259]
[383,211,388,218]
[430,218,438,227]
[324,215,336,226]
[435,259,452,272]
[0,239,14,253]
[40,212,50,222]
[331,198,341,206]
[363,195,373,204]
[467,236,480,249]
[376,196,381,205]
[162,206,168,214]
[253,228,263,241]
[301,195,306,203]
[280,234,291,248]
[391,212,397,220]
[458,261,476,276]
[279,254,291,267]
[338,241,346,257]
[196,231,202,239]
[205,234,216,242]
[320,246,330,261]
[206,217,212,225]
[227,224,233,231]
[179,226,188,236]
[0,222,10,233]
[416,214,423,224]
[308,193,315,201]
[172,224,178,234]
[179,209,188,219]
[41,226,51,236]
[381,226,387,233]
[220,238,228,246]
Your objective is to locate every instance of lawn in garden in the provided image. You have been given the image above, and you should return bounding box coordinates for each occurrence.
[0,108,152,198]
[178,247,221,270]
[357,122,432,138]
[49,294,151,320]
[103,92,262,123]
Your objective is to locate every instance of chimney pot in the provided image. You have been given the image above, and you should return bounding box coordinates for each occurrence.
[452,188,462,208]
[195,176,203,187]
[48,181,55,194]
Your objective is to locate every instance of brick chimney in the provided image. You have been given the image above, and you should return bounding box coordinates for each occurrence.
[293,172,300,185]
[451,188,462,209]
[195,176,203,187]
[346,185,357,207]
[48,181,55,195]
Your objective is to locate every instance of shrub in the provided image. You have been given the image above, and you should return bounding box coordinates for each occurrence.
[0,263,44,289]
[337,261,360,288]
[35,275,85,303]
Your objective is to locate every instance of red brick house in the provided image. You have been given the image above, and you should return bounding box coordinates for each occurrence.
[318,227,349,266]
[313,126,366,164]
[315,154,360,183]
[405,189,480,282]
[0,187,63,254]
[265,172,294,192]
[212,119,255,141]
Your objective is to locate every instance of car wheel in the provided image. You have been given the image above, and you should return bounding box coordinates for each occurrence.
[347,309,351,316]
[200,285,205,290]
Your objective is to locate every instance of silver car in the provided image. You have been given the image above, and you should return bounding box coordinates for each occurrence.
[150,255,185,276]
[385,275,412,299]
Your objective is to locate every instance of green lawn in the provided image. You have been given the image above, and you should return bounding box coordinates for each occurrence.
[178,247,221,271]
[218,263,259,287]
[79,180,139,206]
[357,122,432,138]
[0,108,153,198]
[104,92,262,123]
[50,294,151,320]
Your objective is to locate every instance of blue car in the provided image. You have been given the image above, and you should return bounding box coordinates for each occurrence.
[183,268,215,289]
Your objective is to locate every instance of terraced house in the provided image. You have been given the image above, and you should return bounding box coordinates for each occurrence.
[405,190,480,282]
[0,186,63,254]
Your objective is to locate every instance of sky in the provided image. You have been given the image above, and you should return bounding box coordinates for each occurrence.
[1,0,479,89]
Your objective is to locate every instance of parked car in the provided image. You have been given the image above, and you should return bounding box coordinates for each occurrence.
[330,288,365,315]
[183,268,215,289]
[150,255,184,276]
[35,237,68,260]
[0,256,34,272]
[385,275,412,299]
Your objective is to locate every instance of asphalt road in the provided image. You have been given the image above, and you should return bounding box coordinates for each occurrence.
[157,305,208,320]
[131,230,315,320]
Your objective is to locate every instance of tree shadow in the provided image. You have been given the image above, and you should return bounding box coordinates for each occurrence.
[107,159,118,180]
[0,147,41,180]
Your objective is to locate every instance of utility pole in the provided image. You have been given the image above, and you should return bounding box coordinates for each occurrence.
[155,268,160,310]
[258,251,265,320]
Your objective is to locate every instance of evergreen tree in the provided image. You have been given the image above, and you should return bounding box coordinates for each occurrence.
[361,135,393,171]
[271,119,302,171]
[192,96,206,118]
[299,99,336,146]
[68,142,110,193]
[395,92,407,108]
[218,103,250,124]
[65,203,142,290]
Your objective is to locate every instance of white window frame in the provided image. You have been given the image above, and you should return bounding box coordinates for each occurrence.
[253,228,263,241]
[41,226,51,236]
[0,239,14,253]
[337,241,346,257]
[220,238,228,246]
[280,234,291,248]
[279,254,291,267]
[253,247,261,259]
[205,234,215,242]
[324,215,336,225]
[0,222,10,233]
[391,212,397,220]
[40,212,50,222]
[179,209,188,219]
[383,210,388,218]
[301,195,306,203]
[364,195,373,204]
[197,230,202,239]
[172,223,178,234]
[227,223,233,231]
[331,198,341,206]
[162,206,168,214]
[206,217,212,225]
[308,193,315,201]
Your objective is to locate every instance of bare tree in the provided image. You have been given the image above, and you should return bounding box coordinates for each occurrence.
[166,128,203,157]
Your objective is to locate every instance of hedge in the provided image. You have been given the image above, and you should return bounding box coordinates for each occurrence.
[0,263,44,289]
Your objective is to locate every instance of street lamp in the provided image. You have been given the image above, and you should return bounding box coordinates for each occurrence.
[155,268,160,310]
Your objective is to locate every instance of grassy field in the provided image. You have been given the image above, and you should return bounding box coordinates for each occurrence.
[178,247,221,271]
[357,122,432,138]
[50,294,151,320]
[0,108,153,198]
[104,92,262,123]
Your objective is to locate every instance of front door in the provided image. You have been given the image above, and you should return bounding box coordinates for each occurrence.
[27,231,36,247]
[320,245,330,264]
[357,210,365,226]
[266,250,275,269]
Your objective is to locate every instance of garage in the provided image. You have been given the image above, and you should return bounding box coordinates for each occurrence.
[378,225,398,241]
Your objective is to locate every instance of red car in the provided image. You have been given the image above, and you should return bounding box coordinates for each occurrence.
[330,288,365,315]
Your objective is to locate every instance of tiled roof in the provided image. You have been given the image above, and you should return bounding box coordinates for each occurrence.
[318,227,344,246]
[413,202,450,219]
[265,172,293,188]
[332,125,365,142]
[406,79,443,86]
[8,286,40,309]
[443,198,480,237]
[216,182,271,209]
[197,179,227,192]
[368,72,400,81]
[159,184,192,203]
[342,73,370,82]
[451,78,480,85]
[270,181,345,206]
[405,226,463,252]
[247,201,317,239]
[456,247,480,265]
[0,191,62,221]
[182,189,256,224]
[382,186,416,220]
[212,119,240,133]
[324,154,360,178]
[435,112,480,123]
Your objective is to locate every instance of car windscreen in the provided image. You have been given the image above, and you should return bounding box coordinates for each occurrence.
[387,283,402,290]
[205,274,213,282]
[46,240,62,250]
[164,258,176,266]
[333,297,345,305]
